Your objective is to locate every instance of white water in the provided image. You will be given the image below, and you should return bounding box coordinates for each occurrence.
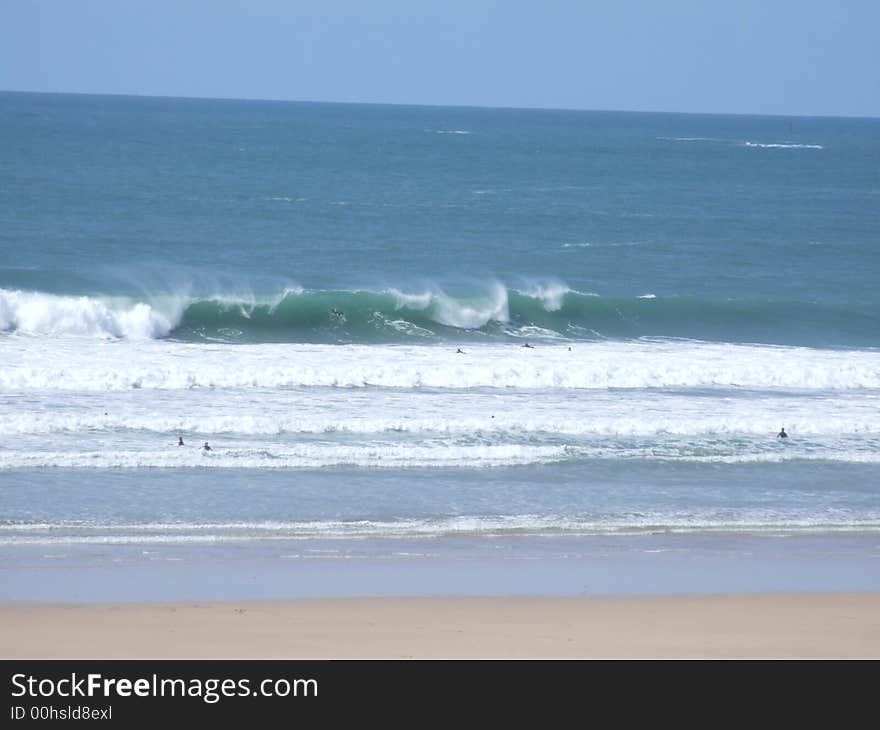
[0,289,179,339]
[3,337,880,391]
[2,336,880,469]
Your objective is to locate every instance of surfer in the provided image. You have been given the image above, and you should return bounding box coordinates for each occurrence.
[522,342,534,348]
[777,427,788,439]
[202,441,212,451]
[178,436,184,446]
[456,348,465,354]
[330,308,344,318]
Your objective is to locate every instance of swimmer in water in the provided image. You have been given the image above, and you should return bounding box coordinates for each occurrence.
[202,441,212,451]
[777,427,788,439]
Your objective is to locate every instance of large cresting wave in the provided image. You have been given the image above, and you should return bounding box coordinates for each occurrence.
[1,283,877,347]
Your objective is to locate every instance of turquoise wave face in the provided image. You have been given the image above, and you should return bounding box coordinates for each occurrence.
[2,283,878,346]
[172,288,880,346]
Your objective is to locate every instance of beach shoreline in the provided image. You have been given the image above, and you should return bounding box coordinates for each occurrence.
[2,593,878,659]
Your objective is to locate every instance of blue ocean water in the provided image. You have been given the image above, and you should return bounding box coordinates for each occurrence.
[1,92,879,599]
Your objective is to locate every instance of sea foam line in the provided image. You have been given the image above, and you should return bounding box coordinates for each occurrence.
[743,141,824,149]
[4,412,880,437]
[3,444,880,470]
[1,515,878,545]
[3,340,880,391]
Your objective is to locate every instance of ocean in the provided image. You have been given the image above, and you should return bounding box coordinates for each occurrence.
[1,92,879,601]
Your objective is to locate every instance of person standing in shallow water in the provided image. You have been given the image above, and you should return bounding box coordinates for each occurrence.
[178,436,184,446]
[202,441,212,451]
[777,427,788,439]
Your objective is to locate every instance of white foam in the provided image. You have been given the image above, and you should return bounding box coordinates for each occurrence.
[507,325,566,340]
[4,390,880,438]
[517,281,571,311]
[436,283,509,329]
[3,339,879,392]
[0,289,178,339]
[0,444,880,472]
[659,137,823,149]
[386,289,433,310]
[381,318,435,337]
[2,511,878,546]
[564,241,643,249]
[0,443,568,470]
[743,141,824,149]
[384,285,509,328]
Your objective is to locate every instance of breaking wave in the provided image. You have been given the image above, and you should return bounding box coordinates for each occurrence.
[1,282,877,347]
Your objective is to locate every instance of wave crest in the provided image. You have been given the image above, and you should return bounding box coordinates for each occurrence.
[0,289,179,339]
[1,283,876,347]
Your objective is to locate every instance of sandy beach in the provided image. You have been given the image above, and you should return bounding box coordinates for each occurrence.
[2,593,878,659]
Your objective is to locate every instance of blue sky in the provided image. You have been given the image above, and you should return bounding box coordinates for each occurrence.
[2,0,878,116]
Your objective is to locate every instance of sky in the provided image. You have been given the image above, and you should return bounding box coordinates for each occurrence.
[1,0,878,117]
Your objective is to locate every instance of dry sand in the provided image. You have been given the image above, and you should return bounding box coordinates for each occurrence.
[2,593,878,659]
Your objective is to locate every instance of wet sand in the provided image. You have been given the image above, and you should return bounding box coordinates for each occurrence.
[2,593,878,659]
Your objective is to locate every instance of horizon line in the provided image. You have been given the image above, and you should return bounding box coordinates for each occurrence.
[1,88,877,122]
